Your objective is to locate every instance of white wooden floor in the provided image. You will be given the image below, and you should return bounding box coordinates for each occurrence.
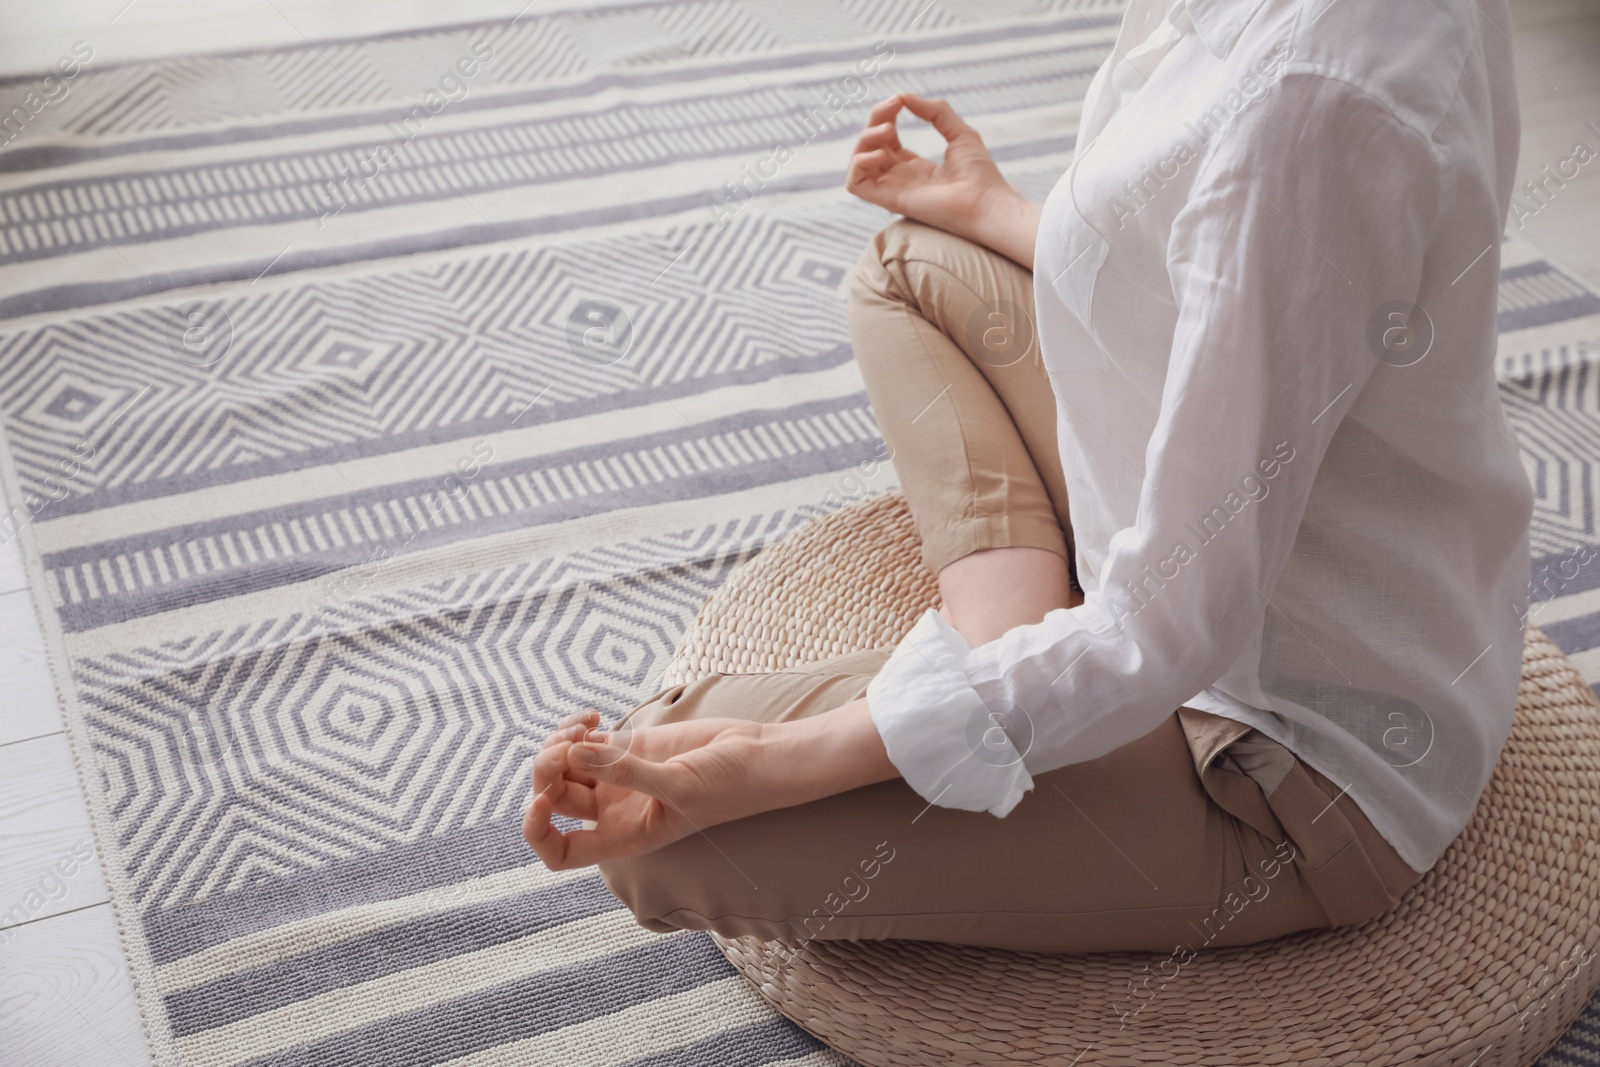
[1,2,1598,1065]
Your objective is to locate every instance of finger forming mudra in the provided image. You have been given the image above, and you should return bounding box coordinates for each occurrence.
[846,91,1040,268]
[522,711,775,871]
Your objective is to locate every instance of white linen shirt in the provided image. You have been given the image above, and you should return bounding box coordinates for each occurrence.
[864,0,1533,874]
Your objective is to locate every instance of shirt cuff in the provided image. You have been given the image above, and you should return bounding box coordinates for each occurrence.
[864,608,1035,818]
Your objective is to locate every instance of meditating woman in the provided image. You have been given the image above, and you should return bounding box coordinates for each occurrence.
[524,0,1532,955]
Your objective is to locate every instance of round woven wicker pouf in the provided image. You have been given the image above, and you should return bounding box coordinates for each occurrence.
[662,492,1600,1067]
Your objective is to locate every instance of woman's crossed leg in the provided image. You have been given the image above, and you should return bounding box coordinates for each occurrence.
[568,220,1412,954]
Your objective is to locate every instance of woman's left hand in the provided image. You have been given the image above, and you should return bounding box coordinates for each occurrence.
[523,699,899,870]
[522,709,779,870]
[845,93,1040,268]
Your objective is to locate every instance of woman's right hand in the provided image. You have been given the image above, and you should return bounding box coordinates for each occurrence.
[846,93,1039,268]
[524,709,773,869]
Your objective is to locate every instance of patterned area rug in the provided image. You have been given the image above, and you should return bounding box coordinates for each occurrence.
[1,2,1599,1064]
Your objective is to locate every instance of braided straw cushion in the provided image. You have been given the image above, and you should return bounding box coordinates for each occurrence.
[661,492,1600,1066]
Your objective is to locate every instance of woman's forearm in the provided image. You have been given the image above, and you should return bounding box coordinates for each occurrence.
[762,698,900,808]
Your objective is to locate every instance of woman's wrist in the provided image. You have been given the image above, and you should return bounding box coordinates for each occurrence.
[760,698,900,810]
[968,183,1041,270]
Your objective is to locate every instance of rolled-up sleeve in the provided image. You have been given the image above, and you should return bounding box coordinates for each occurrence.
[866,608,1036,816]
[865,74,1442,816]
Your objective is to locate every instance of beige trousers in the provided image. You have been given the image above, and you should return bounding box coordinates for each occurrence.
[595,220,1423,954]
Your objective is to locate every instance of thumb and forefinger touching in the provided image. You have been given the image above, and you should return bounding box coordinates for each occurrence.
[523,729,683,869]
[847,92,974,203]
[865,91,970,143]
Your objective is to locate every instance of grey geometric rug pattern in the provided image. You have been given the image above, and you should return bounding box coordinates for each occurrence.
[1,1,1599,1064]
